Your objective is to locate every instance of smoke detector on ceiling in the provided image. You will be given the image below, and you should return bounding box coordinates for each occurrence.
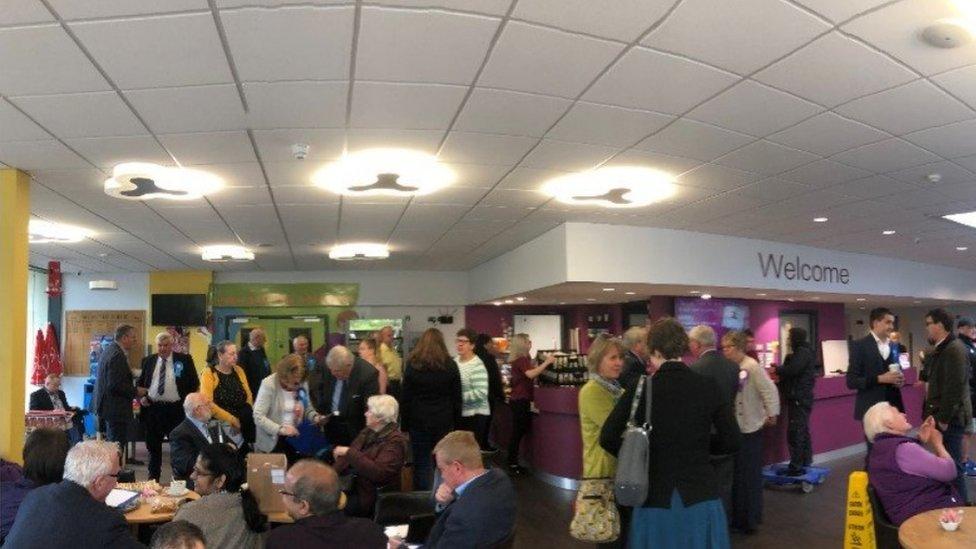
[921,20,972,49]
[89,280,118,291]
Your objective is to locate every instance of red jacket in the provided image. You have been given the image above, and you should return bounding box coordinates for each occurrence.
[334,425,408,517]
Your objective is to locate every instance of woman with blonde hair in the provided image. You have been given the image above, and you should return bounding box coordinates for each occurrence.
[358,337,388,395]
[506,333,554,474]
[253,353,326,463]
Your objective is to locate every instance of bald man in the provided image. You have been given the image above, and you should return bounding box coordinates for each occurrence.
[267,460,386,549]
[239,328,270,398]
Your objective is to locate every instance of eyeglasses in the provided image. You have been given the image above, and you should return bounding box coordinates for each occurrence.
[191,467,213,477]
[456,338,471,344]
[278,489,302,501]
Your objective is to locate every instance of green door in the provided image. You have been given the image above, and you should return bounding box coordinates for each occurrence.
[236,317,328,366]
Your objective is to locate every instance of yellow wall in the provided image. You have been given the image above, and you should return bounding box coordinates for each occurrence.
[0,169,30,462]
[148,271,213,373]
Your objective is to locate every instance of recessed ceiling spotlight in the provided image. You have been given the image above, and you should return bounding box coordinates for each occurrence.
[859,306,866,311]
[689,290,701,294]
[104,162,223,201]
[313,148,455,197]
[559,301,566,305]
[957,246,970,251]
[625,291,636,295]
[504,299,514,304]
[540,166,676,208]
[756,293,767,297]
[328,242,390,261]
[913,300,922,304]
[586,298,597,302]
[811,296,821,300]
[922,20,972,49]
[700,294,712,300]
[28,219,94,243]
[813,217,829,223]
[882,230,896,236]
[602,288,615,292]
[515,296,526,302]
[98,253,108,257]
[492,301,502,306]
[201,244,254,262]
[944,210,976,229]
[787,298,796,302]
[856,298,867,302]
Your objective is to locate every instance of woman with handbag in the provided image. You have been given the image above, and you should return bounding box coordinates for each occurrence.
[201,340,256,448]
[600,318,740,548]
[573,334,627,546]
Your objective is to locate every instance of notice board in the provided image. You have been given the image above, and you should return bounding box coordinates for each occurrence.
[64,310,146,376]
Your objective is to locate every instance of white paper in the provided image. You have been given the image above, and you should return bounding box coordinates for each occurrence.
[271,468,286,484]
[384,524,409,539]
[106,489,140,508]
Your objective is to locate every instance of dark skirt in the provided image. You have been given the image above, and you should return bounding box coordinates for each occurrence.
[629,490,730,549]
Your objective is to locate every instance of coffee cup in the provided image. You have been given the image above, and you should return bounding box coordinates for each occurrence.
[169,480,186,495]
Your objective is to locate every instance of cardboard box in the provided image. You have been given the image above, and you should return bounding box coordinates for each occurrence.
[246,453,288,515]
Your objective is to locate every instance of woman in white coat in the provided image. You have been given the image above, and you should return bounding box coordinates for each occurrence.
[253,353,326,463]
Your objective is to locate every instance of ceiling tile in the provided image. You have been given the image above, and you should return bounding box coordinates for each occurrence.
[221,6,353,81]
[188,162,266,187]
[263,160,319,188]
[366,0,511,15]
[0,25,111,96]
[495,167,569,191]
[766,112,888,156]
[843,0,976,76]
[714,140,819,175]
[251,129,345,162]
[64,135,171,168]
[754,32,916,107]
[606,149,702,175]
[546,102,673,147]
[643,0,829,75]
[520,139,617,171]
[438,132,538,165]
[0,0,54,25]
[793,0,893,23]
[125,85,247,133]
[903,120,976,159]
[736,178,812,202]
[339,203,406,240]
[443,163,512,187]
[30,168,106,193]
[955,154,976,172]
[583,47,739,114]
[634,118,753,162]
[242,81,347,130]
[270,185,335,205]
[835,80,974,135]
[358,7,498,85]
[206,185,273,207]
[479,21,624,98]
[346,129,443,153]
[886,161,976,187]
[675,164,761,191]
[513,0,673,42]
[0,140,90,170]
[47,0,209,19]
[831,138,942,172]
[454,88,571,137]
[70,13,233,89]
[350,82,467,129]
[158,131,255,164]
[0,100,49,142]
[389,203,467,232]
[479,188,549,208]
[826,175,917,200]
[11,92,146,139]
[687,80,822,136]
[779,159,873,187]
[412,185,490,206]
[931,65,976,110]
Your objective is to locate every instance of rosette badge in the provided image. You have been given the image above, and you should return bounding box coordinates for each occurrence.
[104,162,223,201]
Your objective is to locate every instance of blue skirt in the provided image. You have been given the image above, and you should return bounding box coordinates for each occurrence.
[629,490,730,549]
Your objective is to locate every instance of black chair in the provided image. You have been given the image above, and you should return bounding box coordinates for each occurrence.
[373,491,436,526]
[866,483,900,549]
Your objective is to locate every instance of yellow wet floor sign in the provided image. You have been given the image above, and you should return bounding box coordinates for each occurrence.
[844,471,876,549]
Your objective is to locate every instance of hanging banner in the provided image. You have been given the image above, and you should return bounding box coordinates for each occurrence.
[46,260,62,296]
[213,283,359,308]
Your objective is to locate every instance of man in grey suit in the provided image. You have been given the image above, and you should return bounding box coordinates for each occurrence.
[92,324,147,464]
[689,324,741,524]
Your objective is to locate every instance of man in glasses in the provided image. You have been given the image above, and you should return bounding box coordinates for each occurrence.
[169,392,240,489]
[5,440,142,548]
[267,459,386,548]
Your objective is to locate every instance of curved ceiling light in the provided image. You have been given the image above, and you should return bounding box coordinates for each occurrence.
[329,242,390,261]
[312,148,455,197]
[201,245,255,262]
[104,162,223,201]
[540,166,676,208]
[28,219,94,243]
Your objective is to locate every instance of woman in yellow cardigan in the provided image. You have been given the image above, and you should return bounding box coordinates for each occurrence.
[578,334,626,547]
[201,340,255,446]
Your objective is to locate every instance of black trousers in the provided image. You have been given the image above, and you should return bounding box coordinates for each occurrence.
[508,399,532,466]
[731,430,764,532]
[458,415,490,450]
[104,418,129,465]
[786,400,813,472]
[142,401,185,480]
[710,453,735,525]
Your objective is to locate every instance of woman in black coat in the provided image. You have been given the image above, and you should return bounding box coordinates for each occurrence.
[776,327,817,476]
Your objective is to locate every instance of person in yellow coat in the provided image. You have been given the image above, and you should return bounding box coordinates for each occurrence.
[201,340,255,447]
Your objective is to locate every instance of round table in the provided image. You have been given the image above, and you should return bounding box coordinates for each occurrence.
[124,490,200,526]
[898,509,973,549]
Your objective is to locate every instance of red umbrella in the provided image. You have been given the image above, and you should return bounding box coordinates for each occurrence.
[30,329,46,385]
[44,323,63,377]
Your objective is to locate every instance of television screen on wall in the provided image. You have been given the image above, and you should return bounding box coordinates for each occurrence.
[674,297,750,340]
[151,294,207,326]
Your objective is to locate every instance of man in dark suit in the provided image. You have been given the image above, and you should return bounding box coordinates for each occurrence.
[136,332,200,481]
[4,440,143,548]
[620,326,650,390]
[688,324,741,524]
[238,327,270,399]
[92,324,147,464]
[29,373,86,445]
[169,392,238,489]
[422,430,516,548]
[313,345,379,447]
[847,307,904,460]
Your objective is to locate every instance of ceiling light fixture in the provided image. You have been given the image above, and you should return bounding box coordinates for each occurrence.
[540,166,676,208]
[856,298,867,302]
[625,291,636,295]
[328,242,390,261]
[28,219,94,243]
[813,217,829,223]
[944,210,976,230]
[882,230,896,236]
[201,244,254,262]
[313,148,455,197]
[586,298,596,302]
[957,246,970,251]
[104,162,223,201]
[700,294,712,300]
[602,288,615,292]
[756,293,767,297]
[504,299,514,304]
[515,296,526,302]
[492,301,502,306]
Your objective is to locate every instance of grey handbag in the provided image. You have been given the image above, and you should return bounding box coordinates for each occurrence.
[613,374,652,507]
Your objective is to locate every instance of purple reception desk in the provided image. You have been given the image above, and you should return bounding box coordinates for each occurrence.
[531,386,584,487]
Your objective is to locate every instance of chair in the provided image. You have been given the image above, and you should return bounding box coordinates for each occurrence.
[373,491,436,526]
[866,484,900,549]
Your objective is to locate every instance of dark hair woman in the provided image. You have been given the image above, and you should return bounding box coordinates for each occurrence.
[400,328,462,490]
[776,327,817,476]
[1,428,70,542]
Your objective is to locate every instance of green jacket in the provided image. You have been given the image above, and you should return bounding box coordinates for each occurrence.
[579,379,620,478]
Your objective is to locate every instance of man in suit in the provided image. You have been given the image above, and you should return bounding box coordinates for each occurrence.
[314,345,379,447]
[620,326,650,390]
[29,373,86,445]
[92,324,147,464]
[169,392,239,488]
[137,332,200,481]
[268,459,386,548]
[4,440,143,548]
[423,430,516,548]
[847,307,904,461]
[688,324,741,524]
[239,327,270,399]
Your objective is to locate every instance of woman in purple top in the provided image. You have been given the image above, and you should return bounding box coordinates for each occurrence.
[0,428,70,543]
[864,402,962,525]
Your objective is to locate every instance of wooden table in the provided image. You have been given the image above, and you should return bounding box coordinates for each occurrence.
[124,490,200,525]
[899,508,973,549]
